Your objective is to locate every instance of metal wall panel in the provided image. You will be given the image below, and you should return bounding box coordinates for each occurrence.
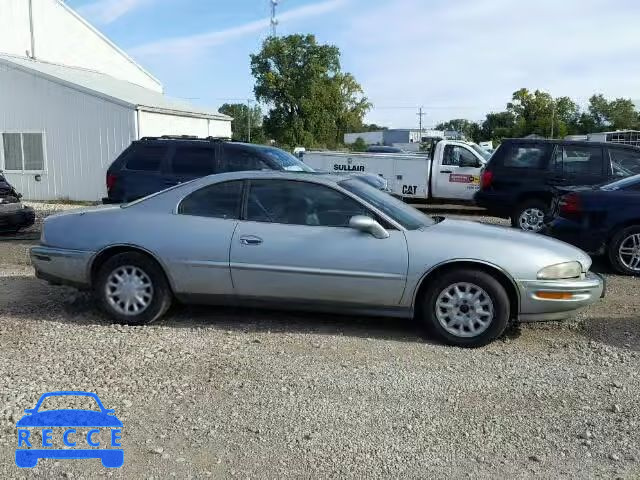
[0,62,135,201]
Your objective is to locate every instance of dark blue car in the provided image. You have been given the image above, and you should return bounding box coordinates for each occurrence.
[545,174,640,276]
[15,391,123,468]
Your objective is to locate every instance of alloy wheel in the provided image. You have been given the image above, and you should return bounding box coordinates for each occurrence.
[435,282,494,338]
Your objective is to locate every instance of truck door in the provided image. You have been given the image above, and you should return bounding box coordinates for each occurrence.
[432,143,483,200]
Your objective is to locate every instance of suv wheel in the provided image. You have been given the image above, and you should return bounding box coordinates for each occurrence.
[95,252,172,325]
[608,226,640,276]
[512,200,547,232]
[418,269,510,348]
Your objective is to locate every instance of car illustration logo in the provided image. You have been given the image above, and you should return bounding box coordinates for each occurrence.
[15,391,123,468]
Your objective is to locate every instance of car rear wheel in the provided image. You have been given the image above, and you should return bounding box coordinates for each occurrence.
[608,226,640,276]
[95,252,172,325]
[419,269,510,348]
[511,200,547,232]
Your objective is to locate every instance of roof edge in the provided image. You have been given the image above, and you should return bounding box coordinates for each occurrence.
[55,0,163,92]
[0,55,135,109]
[137,106,232,121]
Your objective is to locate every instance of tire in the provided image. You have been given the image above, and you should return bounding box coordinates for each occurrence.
[608,225,640,276]
[419,269,510,348]
[95,252,172,325]
[511,199,548,232]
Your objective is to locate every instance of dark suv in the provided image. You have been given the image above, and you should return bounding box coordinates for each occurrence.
[474,138,640,231]
[103,136,314,204]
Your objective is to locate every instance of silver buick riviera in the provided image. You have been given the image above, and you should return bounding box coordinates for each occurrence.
[31,172,604,347]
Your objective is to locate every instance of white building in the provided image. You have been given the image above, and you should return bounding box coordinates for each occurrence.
[0,0,231,201]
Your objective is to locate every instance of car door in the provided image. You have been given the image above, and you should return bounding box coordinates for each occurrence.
[165,180,243,296]
[549,145,605,186]
[229,179,408,306]
[432,144,483,200]
[164,144,217,187]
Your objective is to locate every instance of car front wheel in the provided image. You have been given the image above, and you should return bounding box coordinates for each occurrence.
[95,252,172,325]
[419,269,510,347]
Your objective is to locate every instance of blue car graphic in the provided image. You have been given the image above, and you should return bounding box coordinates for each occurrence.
[15,391,123,468]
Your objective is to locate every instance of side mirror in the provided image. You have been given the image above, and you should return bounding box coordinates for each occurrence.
[349,215,389,239]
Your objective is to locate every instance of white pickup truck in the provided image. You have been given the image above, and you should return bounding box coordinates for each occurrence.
[301,140,490,202]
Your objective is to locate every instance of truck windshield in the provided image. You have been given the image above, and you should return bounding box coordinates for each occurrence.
[339,179,435,230]
[470,144,492,161]
[258,147,315,172]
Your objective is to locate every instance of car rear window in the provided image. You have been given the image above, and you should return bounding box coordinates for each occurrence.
[610,148,640,174]
[172,147,215,176]
[502,145,547,168]
[124,146,166,171]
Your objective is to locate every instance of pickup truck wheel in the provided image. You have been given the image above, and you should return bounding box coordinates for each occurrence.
[608,226,640,276]
[511,200,547,232]
[419,269,510,348]
[95,252,172,325]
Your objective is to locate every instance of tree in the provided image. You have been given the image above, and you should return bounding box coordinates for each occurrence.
[218,103,265,143]
[586,94,639,131]
[436,119,482,142]
[350,137,368,152]
[481,111,516,142]
[250,34,371,148]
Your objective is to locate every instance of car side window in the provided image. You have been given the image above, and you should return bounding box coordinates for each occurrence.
[124,146,166,172]
[443,145,476,166]
[246,180,370,227]
[503,145,546,168]
[610,148,640,175]
[219,145,269,172]
[559,146,603,177]
[171,147,215,176]
[178,181,243,219]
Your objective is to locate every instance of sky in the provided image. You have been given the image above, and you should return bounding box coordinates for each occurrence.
[65,0,640,129]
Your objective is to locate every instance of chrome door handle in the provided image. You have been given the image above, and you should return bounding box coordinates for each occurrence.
[441,170,453,174]
[239,235,263,246]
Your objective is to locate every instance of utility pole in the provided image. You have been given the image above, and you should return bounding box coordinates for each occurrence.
[28,0,36,59]
[417,106,426,134]
[550,101,556,138]
[270,0,279,37]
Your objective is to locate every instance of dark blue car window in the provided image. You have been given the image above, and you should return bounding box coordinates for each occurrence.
[124,146,165,172]
[172,147,215,176]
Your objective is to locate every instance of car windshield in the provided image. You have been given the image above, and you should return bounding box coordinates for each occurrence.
[38,395,101,412]
[258,147,315,172]
[339,178,435,230]
[353,174,387,190]
[601,173,640,191]
[470,144,492,161]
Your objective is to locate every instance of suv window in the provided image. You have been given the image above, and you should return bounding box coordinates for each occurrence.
[552,145,603,176]
[443,145,477,166]
[220,145,268,172]
[247,180,369,227]
[610,148,640,175]
[124,146,166,171]
[172,147,215,176]
[178,181,242,219]
[503,145,546,168]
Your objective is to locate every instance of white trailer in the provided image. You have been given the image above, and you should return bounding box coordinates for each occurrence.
[301,140,487,203]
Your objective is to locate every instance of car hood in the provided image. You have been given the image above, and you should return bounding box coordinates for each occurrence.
[16,410,123,427]
[416,219,592,273]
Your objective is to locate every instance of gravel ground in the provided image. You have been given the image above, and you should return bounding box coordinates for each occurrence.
[0,209,639,479]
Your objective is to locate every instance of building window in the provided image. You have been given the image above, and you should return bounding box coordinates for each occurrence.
[1,132,45,172]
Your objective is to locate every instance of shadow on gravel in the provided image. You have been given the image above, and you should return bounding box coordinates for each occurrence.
[3,275,430,344]
[580,316,640,352]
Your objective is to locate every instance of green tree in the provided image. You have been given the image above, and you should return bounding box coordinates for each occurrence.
[219,103,265,143]
[435,119,482,142]
[250,34,371,148]
[586,94,639,131]
[350,137,368,152]
[481,111,516,142]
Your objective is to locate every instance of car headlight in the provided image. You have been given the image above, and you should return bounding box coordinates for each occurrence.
[537,261,583,280]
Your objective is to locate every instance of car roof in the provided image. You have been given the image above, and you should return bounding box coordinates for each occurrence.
[501,138,640,150]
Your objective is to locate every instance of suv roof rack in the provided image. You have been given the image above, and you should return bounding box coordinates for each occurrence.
[138,135,232,142]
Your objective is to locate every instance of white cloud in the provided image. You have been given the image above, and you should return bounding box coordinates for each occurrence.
[130,0,348,57]
[342,0,640,127]
[77,0,155,24]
